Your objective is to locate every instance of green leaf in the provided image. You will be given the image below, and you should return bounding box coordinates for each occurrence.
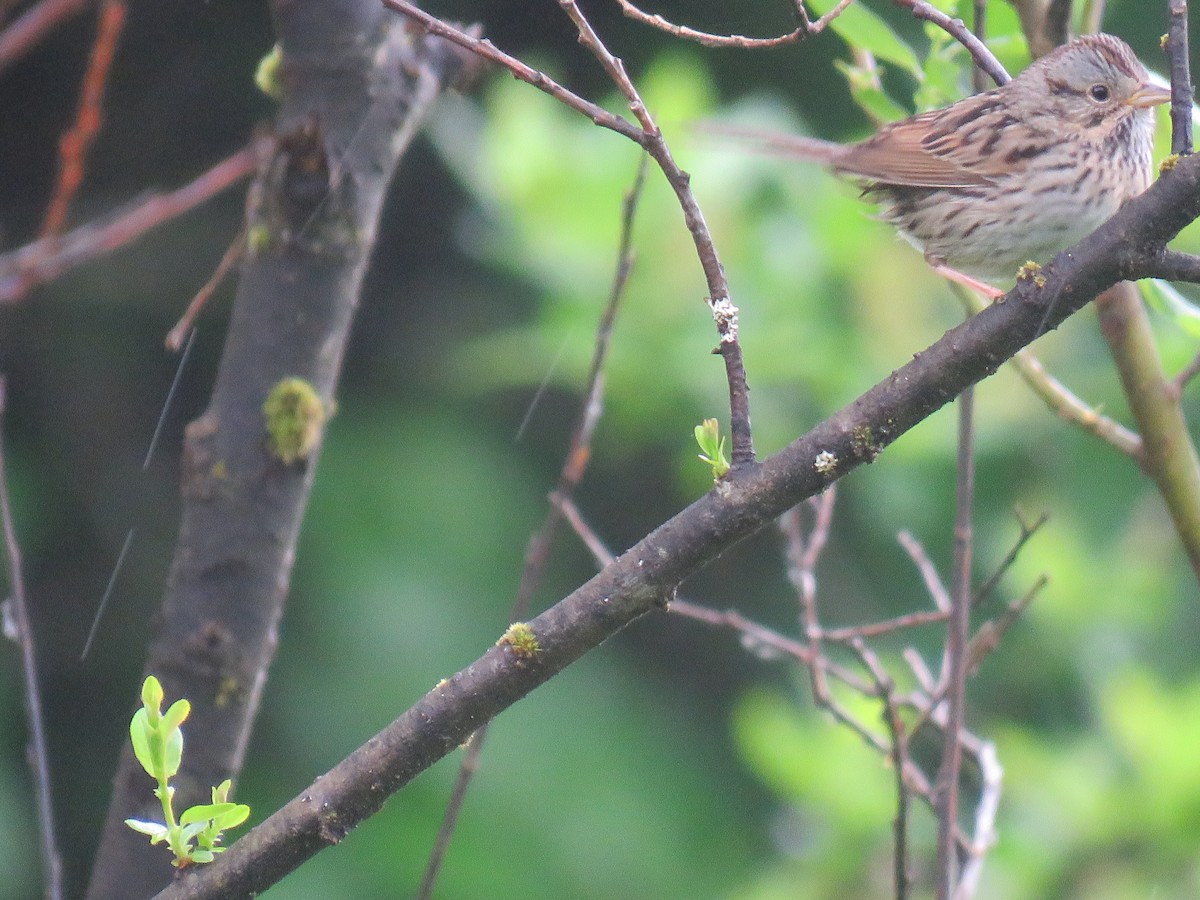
[214,804,251,830]
[807,0,921,78]
[142,675,164,718]
[180,821,209,843]
[162,698,191,733]
[181,802,236,826]
[163,724,184,778]
[125,819,169,842]
[189,850,216,864]
[833,60,910,124]
[1141,279,1200,338]
[129,708,156,777]
[914,28,964,111]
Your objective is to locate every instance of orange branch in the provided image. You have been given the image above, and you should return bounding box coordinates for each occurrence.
[39,0,126,239]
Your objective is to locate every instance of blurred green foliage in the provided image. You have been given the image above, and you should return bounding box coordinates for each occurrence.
[2,1,1200,898]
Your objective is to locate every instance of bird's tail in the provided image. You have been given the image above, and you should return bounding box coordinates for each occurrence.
[692,121,844,165]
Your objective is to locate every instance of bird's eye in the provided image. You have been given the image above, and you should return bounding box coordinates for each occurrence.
[1089,84,1111,102]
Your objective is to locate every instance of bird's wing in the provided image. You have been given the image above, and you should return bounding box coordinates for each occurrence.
[835,107,1003,189]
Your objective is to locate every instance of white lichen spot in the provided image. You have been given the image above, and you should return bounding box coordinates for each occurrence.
[814,450,838,475]
[709,296,740,343]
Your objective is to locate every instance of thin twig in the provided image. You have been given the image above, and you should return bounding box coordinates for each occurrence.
[897,530,952,612]
[965,575,1047,676]
[956,287,1141,457]
[552,0,755,464]
[935,381,974,899]
[382,0,757,467]
[1173,348,1200,395]
[782,491,838,743]
[0,378,64,900]
[823,608,948,641]
[852,638,910,900]
[380,1,644,145]
[553,492,878,697]
[0,141,261,303]
[557,490,884,745]
[39,0,127,239]
[165,232,244,351]
[1011,347,1142,457]
[955,740,1003,898]
[1167,0,1194,155]
[936,9,986,892]
[0,0,95,76]
[892,1,1011,86]
[613,0,854,49]
[417,158,648,900]
[971,510,1048,610]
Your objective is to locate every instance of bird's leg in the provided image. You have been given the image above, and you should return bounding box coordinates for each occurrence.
[928,259,1006,300]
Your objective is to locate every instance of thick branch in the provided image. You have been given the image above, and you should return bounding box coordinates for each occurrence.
[1096,282,1200,582]
[83,5,472,899]
[150,148,1200,900]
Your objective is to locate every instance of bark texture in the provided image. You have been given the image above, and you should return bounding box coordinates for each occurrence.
[85,3,468,897]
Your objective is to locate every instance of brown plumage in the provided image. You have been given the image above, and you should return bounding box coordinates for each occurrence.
[713,35,1169,291]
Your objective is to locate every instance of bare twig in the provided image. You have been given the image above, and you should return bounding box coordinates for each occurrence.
[380,1,644,144]
[417,158,648,900]
[965,575,1047,676]
[935,379,974,899]
[892,1,1011,86]
[823,608,949,641]
[1167,0,1194,156]
[852,638,910,900]
[1173,348,1200,395]
[554,0,755,464]
[783,491,842,747]
[166,233,245,351]
[1013,347,1141,456]
[0,378,64,900]
[381,0,757,467]
[613,0,854,49]
[935,10,988,892]
[956,278,1142,458]
[972,511,1048,609]
[0,142,261,303]
[39,0,127,239]
[0,0,95,75]
[897,530,952,612]
[955,739,1003,898]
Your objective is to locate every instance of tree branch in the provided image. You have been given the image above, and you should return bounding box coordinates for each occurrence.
[83,5,474,898]
[1167,0,1193,156]
[0,377,64,900]
[146,140,1200,900]
[1095,282,1200,582]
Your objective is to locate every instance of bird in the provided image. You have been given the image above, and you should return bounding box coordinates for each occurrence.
[707,34,1171,296]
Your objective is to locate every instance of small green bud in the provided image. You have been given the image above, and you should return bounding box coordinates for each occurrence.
[263,378,326,464]
[498,622,540,659]
[254,44,284,100]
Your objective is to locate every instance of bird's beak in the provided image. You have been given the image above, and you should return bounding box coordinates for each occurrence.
[1127,82,1173,108]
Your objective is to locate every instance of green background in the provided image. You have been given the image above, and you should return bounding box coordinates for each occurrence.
[1,1,1198,897]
